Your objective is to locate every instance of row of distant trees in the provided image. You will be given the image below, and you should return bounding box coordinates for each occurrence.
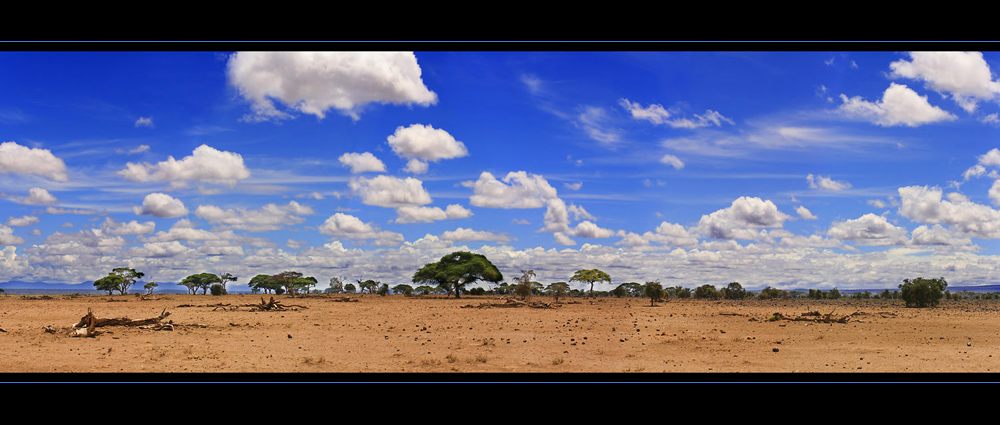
[90,251,953,308]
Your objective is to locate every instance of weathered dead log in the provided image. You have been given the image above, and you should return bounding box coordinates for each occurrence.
[74,308,171,329]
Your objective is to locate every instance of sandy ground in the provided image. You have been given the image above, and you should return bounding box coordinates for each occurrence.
[1,293,999,381]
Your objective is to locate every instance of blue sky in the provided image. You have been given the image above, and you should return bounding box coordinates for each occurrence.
[5,48,1000,292]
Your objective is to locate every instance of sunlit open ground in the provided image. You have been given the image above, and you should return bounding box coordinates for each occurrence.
[1,293,998,381]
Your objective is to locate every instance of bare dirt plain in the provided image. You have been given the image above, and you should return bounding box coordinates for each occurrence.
[2,293,999,381]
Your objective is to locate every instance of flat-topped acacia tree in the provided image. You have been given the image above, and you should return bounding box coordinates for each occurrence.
[570,269,611,298]
[412,251,503,299]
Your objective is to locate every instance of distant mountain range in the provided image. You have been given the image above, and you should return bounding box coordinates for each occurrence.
[0,280,187,294]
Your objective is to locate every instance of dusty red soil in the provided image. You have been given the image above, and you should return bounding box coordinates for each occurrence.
[1,293,998,381]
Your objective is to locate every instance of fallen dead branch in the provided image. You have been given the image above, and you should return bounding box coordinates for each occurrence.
[244,296,307,311]
[63,308,172,337]
[462,297,557,309]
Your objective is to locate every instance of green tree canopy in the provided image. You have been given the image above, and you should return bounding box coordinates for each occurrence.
[694,284,720,299]
[357,279,380,294]
[110,267,143,295]
[181,272,222,295]
[570,269,612,297]
[644,281,665,306]
[899,277,948,308]
[547,282,570,302]
[249,274,280,294]
[721,282,747,300]
[219,272,238,290]
[94,274,124,295]
[412,251,503,299]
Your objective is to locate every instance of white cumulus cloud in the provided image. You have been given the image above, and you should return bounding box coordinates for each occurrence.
[118,144,251,187]
[348,175,432,208]
[227,51,437,122]
[464,171,558,209]
[838,83,957,127]
[889,51,1000,113]
[195,201,314,232]
[133,193,189,218]
[0,141,69,181]
[5,215,38,227]
[394,204,473,224]
[338,152,387,174]
[318,213,403,244]
[387,124,468,173]
[827,213,909,246]
[697,196,791,240]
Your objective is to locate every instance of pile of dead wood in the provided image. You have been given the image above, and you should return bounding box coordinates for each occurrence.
[246,296,307,311]
[462,297,558,309]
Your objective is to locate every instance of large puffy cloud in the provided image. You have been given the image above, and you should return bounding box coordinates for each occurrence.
[195,201,314,231]
[540,198,612,238]
[101,217,156,236]
[827,213,909,246]
[348,175,432,208]
[387,124,468,174]
[118,144,251,187]
[0,225,25,246]
[570,221,615,239]
[898,185,1000,238]
[910,224,973,246]
[641,222,700,248]
[0,141,69,181]
[338,152,386,174]
[387,124,468,161]
[318,213,403,244]
[226,52,437,122]
[133,193,189,218]
[838,83,957,127]
[464,171,558,209]
[394,204,473,224]
[889,51,1000,113]
[6,187,59,206]
[128,241,193,258]
[697,196,791,240]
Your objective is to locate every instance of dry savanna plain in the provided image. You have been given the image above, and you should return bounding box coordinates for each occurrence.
[2,292,1000,381]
